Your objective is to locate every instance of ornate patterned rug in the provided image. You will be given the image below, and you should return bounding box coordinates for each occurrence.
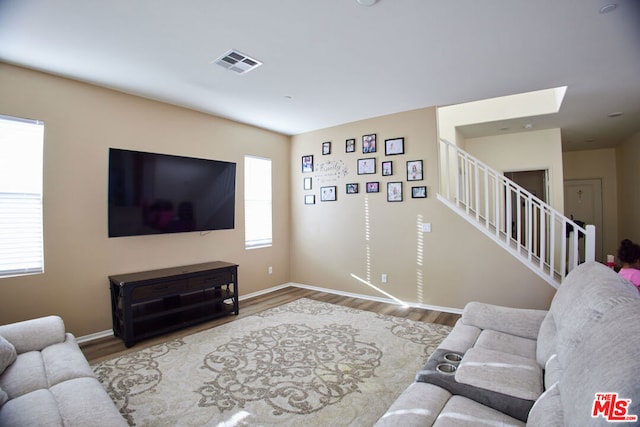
[93,298,451,426]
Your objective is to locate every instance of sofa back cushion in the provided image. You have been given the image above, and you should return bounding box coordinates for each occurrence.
[558,295,640,426]
[536,263,639,367]
[0,336,17,375]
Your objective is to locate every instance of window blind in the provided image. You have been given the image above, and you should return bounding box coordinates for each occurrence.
[0,115,44,278]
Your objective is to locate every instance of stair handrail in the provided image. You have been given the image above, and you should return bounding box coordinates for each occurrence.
[438,138,595,286]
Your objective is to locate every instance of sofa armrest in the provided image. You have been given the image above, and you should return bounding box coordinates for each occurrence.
[461,302,547,340]
[0,316,67,354]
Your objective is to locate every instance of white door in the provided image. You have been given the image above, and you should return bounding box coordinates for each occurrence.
[564,179,603,262]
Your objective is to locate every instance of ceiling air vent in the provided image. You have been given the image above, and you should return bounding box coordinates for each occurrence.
[213,49,262,75]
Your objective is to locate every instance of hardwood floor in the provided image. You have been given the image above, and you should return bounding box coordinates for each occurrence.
[80,286,461,364]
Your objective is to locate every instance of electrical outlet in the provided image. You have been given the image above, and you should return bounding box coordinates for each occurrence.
[381,274,387,283]
[268,266,273,275]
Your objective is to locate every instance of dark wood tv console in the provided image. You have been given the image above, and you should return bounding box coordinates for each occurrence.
[109,261,238,347]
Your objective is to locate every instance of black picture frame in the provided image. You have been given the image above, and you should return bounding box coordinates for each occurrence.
[385,137,405,155]
[412,186,427,198]
[320,186,337,201]
[362,133,377,153]
[322,141,331,155]
[304,177,312,190]
[382,161,392,176]
[366,182,380,193]
[302,155,313,173]
[346,138,356,153]
[387,182,403,202]
[305,194,315,205]
[357,158,376,175]
[346,183,359,194]
[407,160,423,181]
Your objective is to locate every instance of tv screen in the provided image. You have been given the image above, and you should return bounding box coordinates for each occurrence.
[108,148,236,237]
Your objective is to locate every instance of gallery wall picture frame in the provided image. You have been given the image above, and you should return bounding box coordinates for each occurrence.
[305,195,315,205]
[382,161,393,176]
[345,138,356,153]
[362,133,377,153]
[412,186,427,198]
[385,137,405,155]
[302,155,314,173]
[357,158,376,175]
[322,141,331,155]
[366,182,380,193]
[387,182,403,202]
[320,186,337,201]
[304,177,312,190]
[346,183,359,194]
[407,160,423,181]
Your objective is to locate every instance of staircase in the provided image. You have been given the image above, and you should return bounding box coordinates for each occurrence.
[437,139,595,288]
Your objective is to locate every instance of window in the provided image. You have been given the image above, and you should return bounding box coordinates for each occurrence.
[0,115,44,278]
[244,156,272,248]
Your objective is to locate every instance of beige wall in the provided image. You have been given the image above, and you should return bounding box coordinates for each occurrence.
[291,108,555,311]
[465,129,565,212]
[0,63,291,336]
[616,131,640,243]
[563,148,618,260]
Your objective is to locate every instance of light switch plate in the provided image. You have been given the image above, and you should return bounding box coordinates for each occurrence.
[422,223,432,232]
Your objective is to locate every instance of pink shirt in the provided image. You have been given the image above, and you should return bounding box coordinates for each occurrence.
[618,268,640,289]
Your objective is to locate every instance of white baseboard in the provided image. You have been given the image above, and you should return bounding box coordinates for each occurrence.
[77,282,462,344]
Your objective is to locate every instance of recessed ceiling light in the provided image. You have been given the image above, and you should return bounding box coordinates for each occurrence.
[608,111,623,117]
[357,0,378,6]
[599,3,617,14]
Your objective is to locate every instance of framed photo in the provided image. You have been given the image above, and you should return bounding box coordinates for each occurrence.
[362,133,377,153]
[302,155,313,173]
[382,161,393,176]
[407,160,423,181]
[304,177,312,190]
[412,186,427,198]
[346,138,356,153]
[366,182,379,193]
[305,195,315,205]
[346,183,359,194]
[322,141,331,155]
[357,158,376,175]
[387,182,403,202]
[385,137,405,155]
[320,186,337,201]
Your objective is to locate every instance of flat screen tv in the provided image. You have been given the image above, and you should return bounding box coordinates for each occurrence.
[108,148,236,237]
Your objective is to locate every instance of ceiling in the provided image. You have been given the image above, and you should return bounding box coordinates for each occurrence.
[1,0,639,151]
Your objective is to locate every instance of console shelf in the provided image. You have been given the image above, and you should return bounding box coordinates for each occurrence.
[109,261,238,347]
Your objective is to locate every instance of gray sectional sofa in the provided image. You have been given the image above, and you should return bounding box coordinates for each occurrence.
[0,315,127,426]
[376,262,640,426]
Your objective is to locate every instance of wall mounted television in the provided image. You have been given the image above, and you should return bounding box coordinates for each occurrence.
[108,148,236,238]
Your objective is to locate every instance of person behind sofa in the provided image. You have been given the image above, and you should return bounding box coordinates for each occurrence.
[617,238,640,289]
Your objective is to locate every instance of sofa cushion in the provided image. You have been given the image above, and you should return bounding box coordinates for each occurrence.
[461,302,547,340]
[475,329,537,360]
[527,382,563,427]
[0,351,48,399]
[0,316,66,354]
[0,386,8,407]
[433,395,525,427]
[374,382,451,427]
[0,335,17,375]
[455,347,542,401]
[436,320,481,354]
[559,296,640,426]
[0,388,64,426]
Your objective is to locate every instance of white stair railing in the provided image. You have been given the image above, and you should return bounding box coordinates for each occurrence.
[437,139,595,287]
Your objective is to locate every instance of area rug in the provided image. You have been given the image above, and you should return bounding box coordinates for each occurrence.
[92,298,451,426]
